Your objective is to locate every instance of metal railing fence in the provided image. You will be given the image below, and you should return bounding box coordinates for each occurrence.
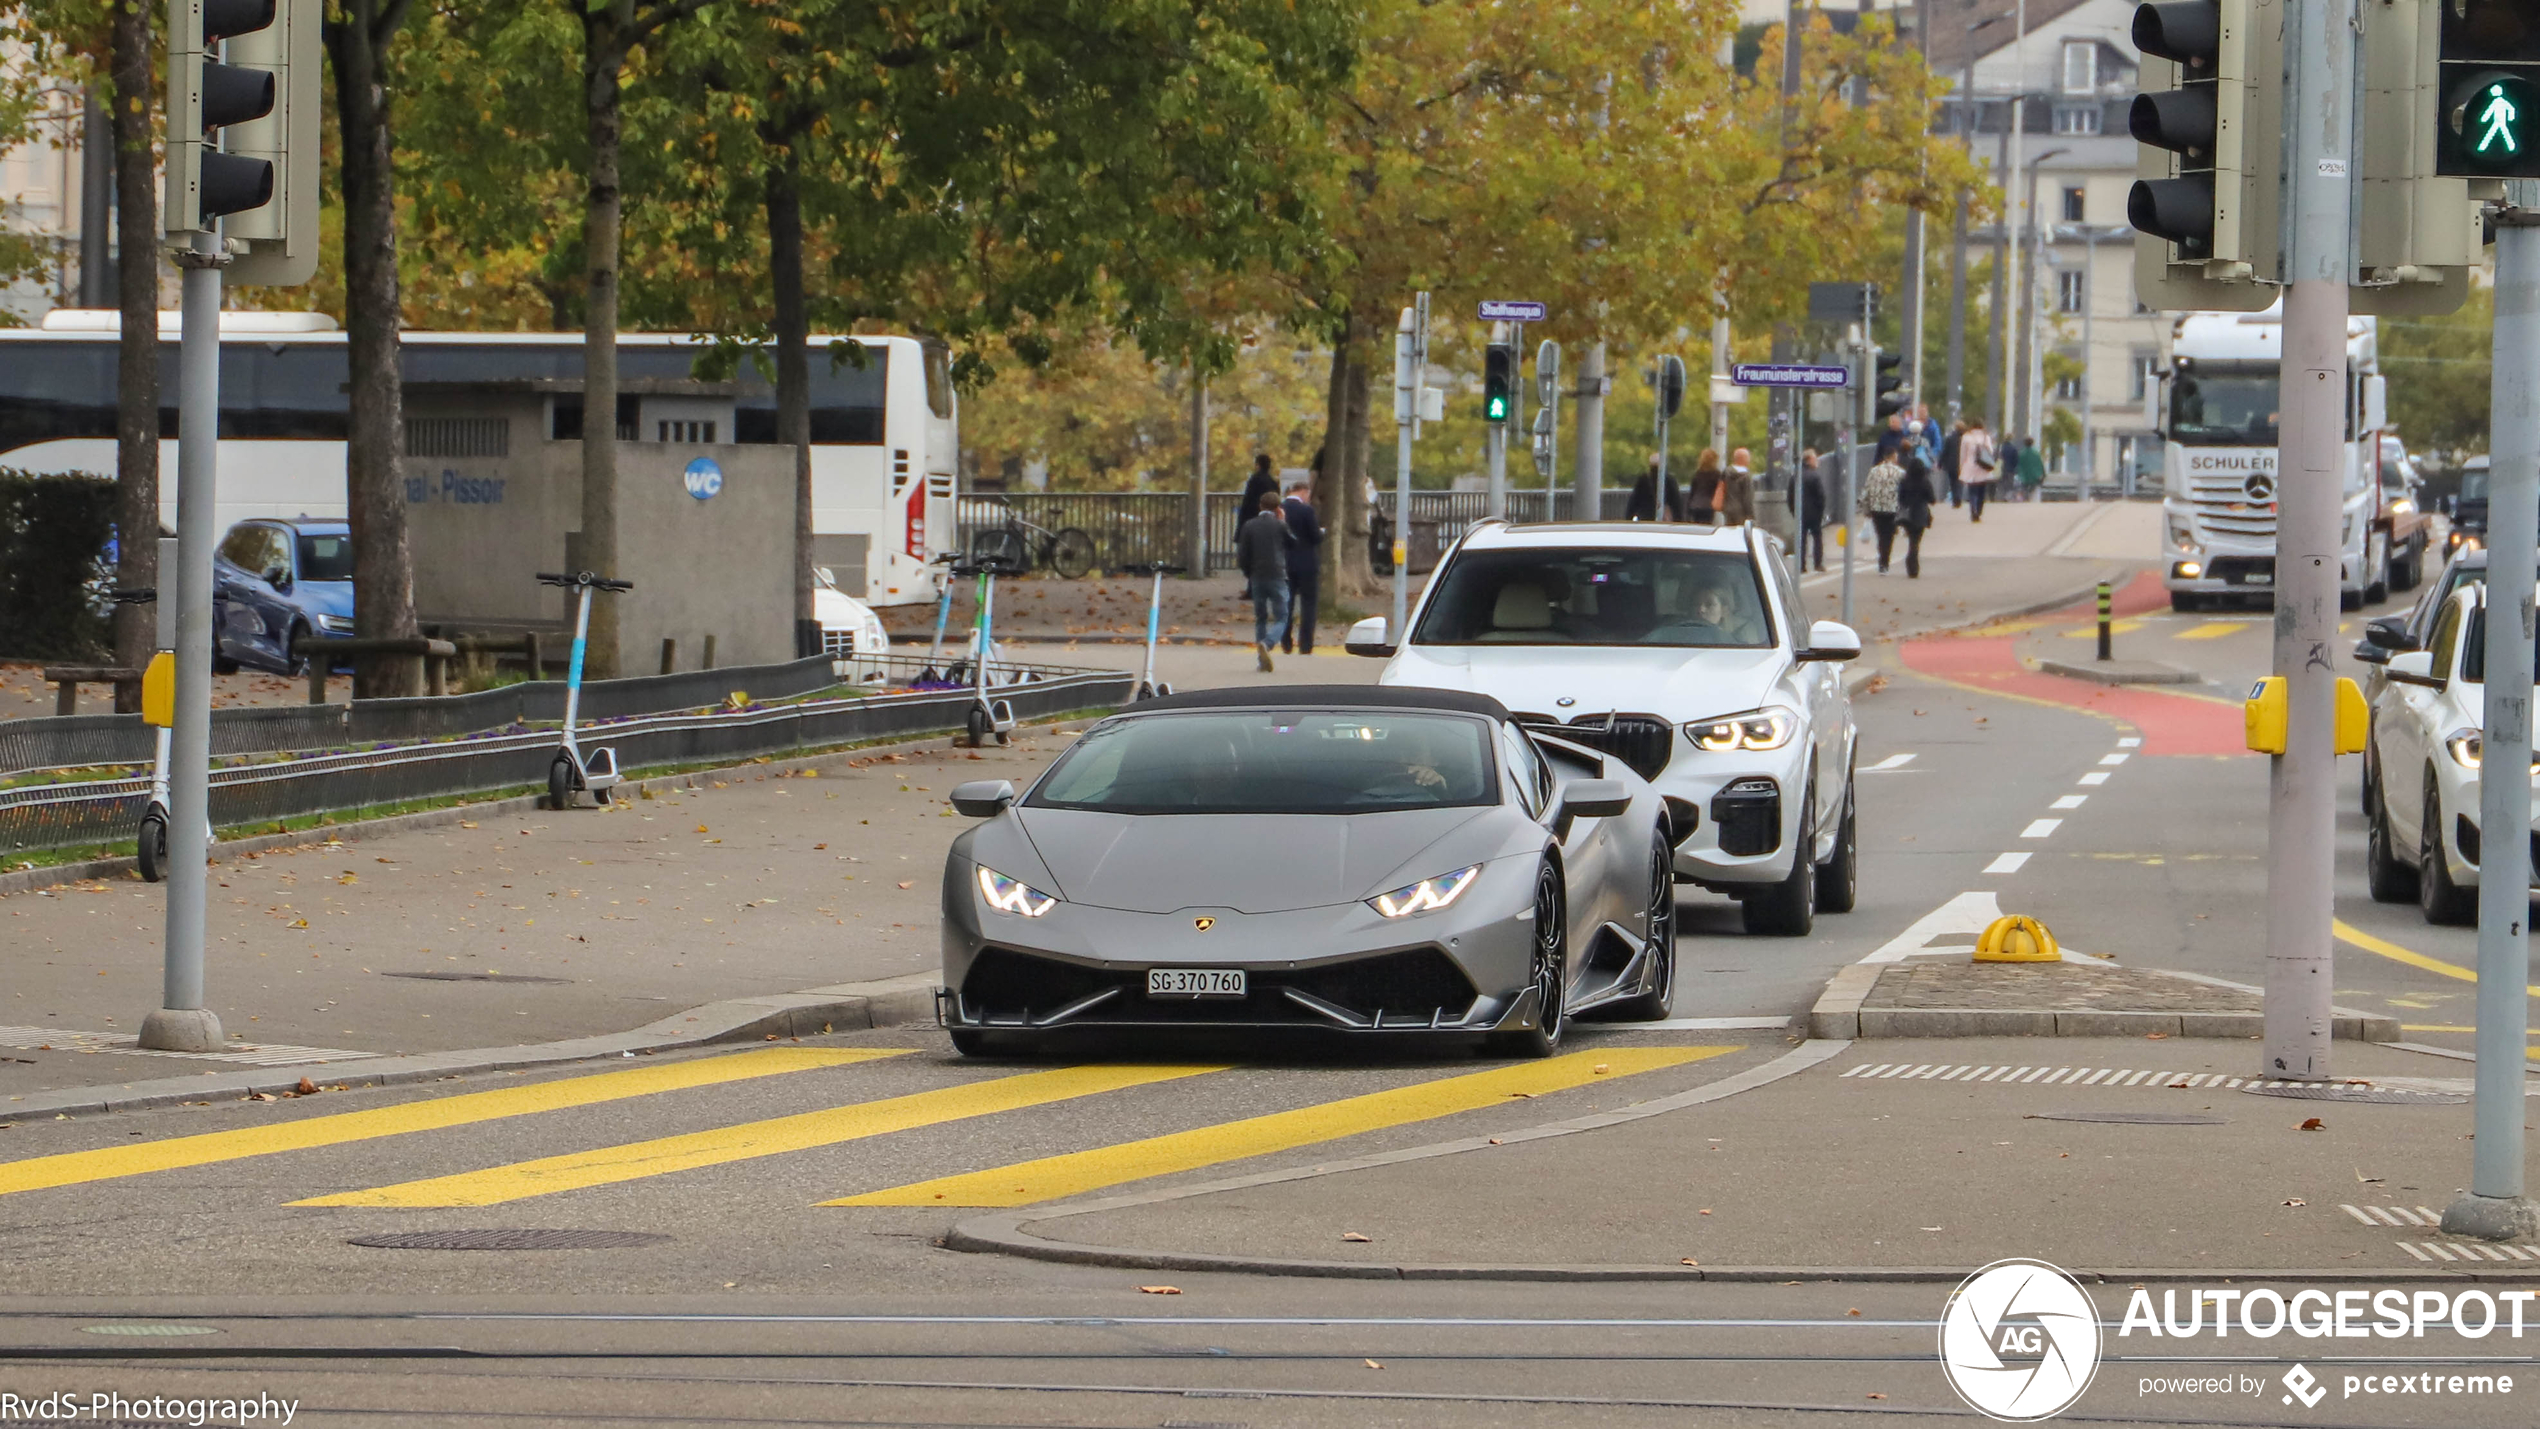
[1,663,1130,856]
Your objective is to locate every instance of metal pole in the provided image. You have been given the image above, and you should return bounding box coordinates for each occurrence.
[1487,320,1510,521]
[1655,394,1673,525]
[2095,580,2111,662]
[139,231,226,1054]
[1390,296,1427,644]
[2004,0,2025,428]
[2080,234,2096,497]
[2443,185,2540,1243]
[2260,0,2352,1085]
[1987,113,2011,434]
[1709,314,1732,461]
[1839,333,1859,627]
[1576,341,1607,522]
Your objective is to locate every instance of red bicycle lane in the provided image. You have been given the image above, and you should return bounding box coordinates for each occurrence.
[1894,570,2252,758]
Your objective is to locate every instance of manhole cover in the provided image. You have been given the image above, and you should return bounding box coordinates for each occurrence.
[80,1324,220,1337]
[380,972,573,986]
[2243,1084,2468,1106]
[346,1229,670,1251]
[2027,1111,2229,1125]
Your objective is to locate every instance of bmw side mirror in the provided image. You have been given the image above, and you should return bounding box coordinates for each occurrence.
[263,565,291,592]
[1797,619,1862,663]
[2384,650,2443,690]
[1559,778,1631,820]
[1344,615,1396,658]
[2361,615,2413,651]
[949,780,1016,817]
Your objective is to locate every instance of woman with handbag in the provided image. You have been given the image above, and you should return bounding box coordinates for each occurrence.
[1958,419,1997,523]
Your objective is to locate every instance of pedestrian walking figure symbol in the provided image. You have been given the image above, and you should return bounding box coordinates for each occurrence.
[2479,83,2520,156]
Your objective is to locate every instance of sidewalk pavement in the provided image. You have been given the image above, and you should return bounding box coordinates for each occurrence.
[1,661,324,720]
[952,1031,2527,1281]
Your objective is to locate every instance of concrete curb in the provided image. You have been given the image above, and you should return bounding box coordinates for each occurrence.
[2,972,942,1120]
[2035,657,2202,686]
[1808,964,2403,1042]
[0,712,1105,900]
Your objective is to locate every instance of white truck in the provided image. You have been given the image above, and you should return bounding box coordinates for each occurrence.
[2158,305,2425,612]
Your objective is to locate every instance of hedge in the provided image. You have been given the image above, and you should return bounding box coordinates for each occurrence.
[0,470,118,662]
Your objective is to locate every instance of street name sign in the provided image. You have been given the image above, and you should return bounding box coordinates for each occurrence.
[1478,300,1548,322]
[1732,363,1851,390]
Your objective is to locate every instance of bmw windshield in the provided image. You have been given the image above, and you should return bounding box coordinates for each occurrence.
[1412,546,1774,649]
[1029,711,1496,814]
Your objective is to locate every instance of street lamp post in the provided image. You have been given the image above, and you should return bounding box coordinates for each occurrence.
[2018,146,2070,461]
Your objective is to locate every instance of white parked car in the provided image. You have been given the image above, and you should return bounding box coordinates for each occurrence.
[2367,583,2539,924]
[1348,520,1860,935]
[814,565,891,673]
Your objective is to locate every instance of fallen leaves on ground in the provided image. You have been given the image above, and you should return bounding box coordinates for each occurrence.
[294,1078,318,1096]
[2283,1198,2306,1207]
[1364,1360,1384,1370]
[2299,1117,2326,1131]
[1138,1285,1181,1295]
[897,881,914,889]
[1341,1232,1371,1243]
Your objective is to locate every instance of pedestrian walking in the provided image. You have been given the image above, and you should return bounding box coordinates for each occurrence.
[1721,447,1757,526]
[1873,413,1906,464]
[1939,421,1967,508]
[1960,419,1997,523]
[1796,449,1827,571]
[1239,454,1279,531]
[1683,448,1724,524]
[1626,452,1683,522]
[1280,480,1323,654]
[1236,489,1292,671]
[1897,453,1937,579]
[1860,450,1905,574]
[2016,436,2048,501]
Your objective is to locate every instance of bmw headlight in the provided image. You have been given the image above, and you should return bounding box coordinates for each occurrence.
[318,615,356,634]
[2445,730,2540,771]
[1369,864,1481,919]
[976,866,1059,917]
[1685,708,1798,752]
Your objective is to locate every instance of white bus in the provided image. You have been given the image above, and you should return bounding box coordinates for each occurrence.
[0,310,957,606]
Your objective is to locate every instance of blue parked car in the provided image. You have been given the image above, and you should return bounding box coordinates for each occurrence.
[212,518,356,675]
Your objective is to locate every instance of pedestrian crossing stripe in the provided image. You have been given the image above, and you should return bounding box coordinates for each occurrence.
[1839,1063,2335,1089]
[825,1045,1734,1209]
[0,1047,910,1200]
[2343,1202,2540,1261]
[293,1063,1228,1208]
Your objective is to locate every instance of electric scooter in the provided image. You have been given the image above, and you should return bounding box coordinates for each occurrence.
[950,552,1019,747]
[1117,561,1185,701]
[535,571,634,809]
[915,557,958,684]
[104,586,184,883]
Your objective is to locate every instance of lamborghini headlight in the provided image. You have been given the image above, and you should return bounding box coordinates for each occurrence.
[1369,864,1482,919]
[976,866,1059,916]
[1685,707,1799,752]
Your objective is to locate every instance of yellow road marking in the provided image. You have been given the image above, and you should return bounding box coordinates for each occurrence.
[2333,919,2540,996]
[2398,1024,2475,1032]
[2174,622,2251,641]
[2058,620,2147,639]
[295,1062,1224,1207]
[0,1048,907,1200]
[827,1045,1735,1208]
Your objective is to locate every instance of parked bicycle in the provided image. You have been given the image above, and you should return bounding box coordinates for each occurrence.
[968,503,1098,579]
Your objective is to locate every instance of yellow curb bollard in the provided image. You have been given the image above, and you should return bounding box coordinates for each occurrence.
[1974,914,2060,963]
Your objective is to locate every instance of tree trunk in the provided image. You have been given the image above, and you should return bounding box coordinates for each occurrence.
[1336,324,1377,602]
[329,0,422,698]
[109,0,157,708]
[767,146,813,653]
[577,16,628,680]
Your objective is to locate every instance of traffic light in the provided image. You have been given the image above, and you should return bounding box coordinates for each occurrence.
[1873,353,1907,421]
[1483,340,1514,423]
[166,0,320,285]
[2349,0,2477,316]
[2128,0,2280,311]
[2435,0,2540,178]
[1654,355,1687,421]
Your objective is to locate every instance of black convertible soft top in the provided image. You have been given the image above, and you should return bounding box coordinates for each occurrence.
[1122,684,1511,720]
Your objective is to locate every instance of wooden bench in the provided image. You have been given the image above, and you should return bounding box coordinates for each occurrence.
[307,638,459,703]
[38,664,139,716]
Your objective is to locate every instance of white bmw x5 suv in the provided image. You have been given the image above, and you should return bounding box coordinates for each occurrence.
[1349,521,1861,935]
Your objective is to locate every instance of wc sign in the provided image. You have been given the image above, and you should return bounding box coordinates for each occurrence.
[683,457,723,501]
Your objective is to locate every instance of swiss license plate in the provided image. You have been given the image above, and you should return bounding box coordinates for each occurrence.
[2243,571,2272,585]
[1147,968,1246,999]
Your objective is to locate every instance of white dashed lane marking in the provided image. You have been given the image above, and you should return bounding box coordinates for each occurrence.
[2078,771,2110,786]
[1840,1063,2358,1089]
[2099,753,2132,766]
[2050,794,2088,810]
[1985,852,2032,874]
[1865,753,1917,772]
[2021,819,2063,838]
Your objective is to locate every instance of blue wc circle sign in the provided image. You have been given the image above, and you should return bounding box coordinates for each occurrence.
[683,457,724,501]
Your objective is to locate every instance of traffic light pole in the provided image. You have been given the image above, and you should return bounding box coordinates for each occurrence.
[1838,335,1862,628]
[139,229,226,1054]
[2444,186,2540,1244]
[2260,0,2352,1085]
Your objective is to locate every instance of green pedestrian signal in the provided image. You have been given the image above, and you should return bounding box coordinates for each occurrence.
[2477,82,2522,157]
[1482,343,1513,424]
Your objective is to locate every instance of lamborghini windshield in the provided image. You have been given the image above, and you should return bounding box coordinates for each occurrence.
[1030,710,1496,814]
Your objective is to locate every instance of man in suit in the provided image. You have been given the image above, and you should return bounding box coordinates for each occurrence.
[1280,481,1324,654]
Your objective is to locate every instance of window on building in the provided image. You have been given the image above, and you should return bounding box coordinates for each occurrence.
[2053,105,2102,135]
[2057,270,2086,314]
[2062,41,2097,94]
[657,419,717,444]
[2129,353,2159,401]
[2055,374,2082,401]
[2062,186,2086,222]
